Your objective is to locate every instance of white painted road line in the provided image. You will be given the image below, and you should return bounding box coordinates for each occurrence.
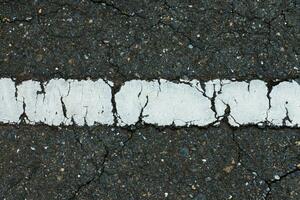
[115,79,216,126]
[267,81,300,126]
[5,78,114,126]
[214,80,269,126]
[0,78,299,127]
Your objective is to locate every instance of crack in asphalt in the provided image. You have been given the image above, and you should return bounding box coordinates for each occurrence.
[68,131,110,199]
[1,0,298,81]
[264,167,300,200]
[89,0,146,19]
[0,124,298,199]
[2,161,41,197]
[64,124,299,199]
[67,127,135,199]
[0,1,299,199]
[230,127,300,200]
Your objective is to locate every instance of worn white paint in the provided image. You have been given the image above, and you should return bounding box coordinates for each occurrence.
[267,81,300,127]
[0,78,299,127]
[16,78,114,126]
[17,79,70,126]
[214,80,269,126]
[0,78,23,123]
[62,79,114,126]
[115,79,216,126]
[17,80,45,124]
[143,80,216,126]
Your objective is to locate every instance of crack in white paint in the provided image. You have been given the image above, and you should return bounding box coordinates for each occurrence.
[0,78,23,123]
[214,80,269,127]
[15,78,113,126]
[115,79,216,126]
[267,80,300,127]
[62,79,114,126]
[0,78,299,127]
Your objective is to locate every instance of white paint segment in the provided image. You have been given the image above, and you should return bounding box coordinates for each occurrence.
[214,80,269,126]
[115,79,216,126]
[0,78,299,127]
[17,79,69,126]
[16,78,114,126]
[62,79,114,126]
[142,80,216,126]
[267,81,300,127]
[0,78,23,123]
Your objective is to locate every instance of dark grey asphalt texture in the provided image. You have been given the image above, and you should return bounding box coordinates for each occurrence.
[0,0,299,200]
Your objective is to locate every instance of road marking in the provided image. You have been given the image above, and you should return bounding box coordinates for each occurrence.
[267,81,300,126]
[0,78,299,127]
[1,78,113,126]
[214,80,269,126]
[115,79,215,126]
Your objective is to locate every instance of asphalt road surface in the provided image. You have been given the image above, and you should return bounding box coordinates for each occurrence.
[0,1,299,200]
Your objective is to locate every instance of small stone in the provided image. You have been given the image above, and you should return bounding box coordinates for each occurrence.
[223,164,234,173]
[56,175,63,181]
[68,58,75,65]
[274,175,280,180]
[179,147,189,158]
[36,54,43,62]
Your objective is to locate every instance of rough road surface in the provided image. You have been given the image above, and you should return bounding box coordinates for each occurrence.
[0,0,299,200]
